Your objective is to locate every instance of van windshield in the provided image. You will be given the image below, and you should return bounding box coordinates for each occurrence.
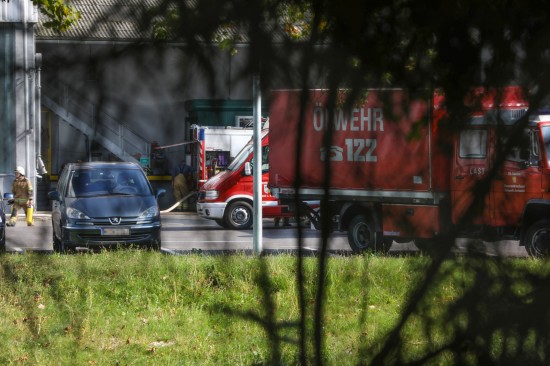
[68,168,153,197]
[227,144,253,171]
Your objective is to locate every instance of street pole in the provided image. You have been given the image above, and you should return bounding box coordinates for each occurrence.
[252,75,263,255]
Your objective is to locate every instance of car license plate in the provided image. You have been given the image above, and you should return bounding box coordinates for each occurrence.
[102,228,129,236]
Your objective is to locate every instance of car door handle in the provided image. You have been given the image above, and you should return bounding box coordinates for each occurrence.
[455,175,464,180]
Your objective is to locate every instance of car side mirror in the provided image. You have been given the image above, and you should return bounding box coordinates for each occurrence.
[244,162,252,176]
[3,192,14,205]
[48,191,61,201]
[156,188,166,200]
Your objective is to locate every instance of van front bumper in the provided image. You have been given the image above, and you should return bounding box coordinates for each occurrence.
[62,222,161,248]
[196,202,227,220]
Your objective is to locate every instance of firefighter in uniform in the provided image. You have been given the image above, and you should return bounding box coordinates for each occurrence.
[172,160,191,211]
[7,166,34,227]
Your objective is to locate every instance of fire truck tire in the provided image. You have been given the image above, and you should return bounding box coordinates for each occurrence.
[225,201,253,230]
[347,214,387,253]
[525,220,550,258]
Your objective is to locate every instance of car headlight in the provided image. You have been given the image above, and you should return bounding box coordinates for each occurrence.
[204,190,219,200]
[67,207,90,219]
[138,206,159,220]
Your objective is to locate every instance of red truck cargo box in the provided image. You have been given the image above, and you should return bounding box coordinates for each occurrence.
[269,89,433,193]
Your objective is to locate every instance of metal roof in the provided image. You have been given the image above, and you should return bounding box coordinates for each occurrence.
[36,0,169,42]
[35,0,286,43]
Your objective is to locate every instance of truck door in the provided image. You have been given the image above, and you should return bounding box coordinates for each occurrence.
[451,123,493,225]
[491,128,542,226]
[245,144,275,202]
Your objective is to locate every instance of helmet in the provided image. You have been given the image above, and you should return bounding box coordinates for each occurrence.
[15,166,25,176]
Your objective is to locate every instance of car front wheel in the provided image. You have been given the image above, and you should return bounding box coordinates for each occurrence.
[0,230,5,253]
[52,225,62,253]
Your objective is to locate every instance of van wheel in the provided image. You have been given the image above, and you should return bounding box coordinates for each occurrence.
[53,227,71,253]
[225,201,253,230]
[525,220,550,258]
[52,226,62,253]
[348,214,387,253]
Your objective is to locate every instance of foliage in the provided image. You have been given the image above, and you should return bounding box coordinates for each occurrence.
[0,0,80,32]
[32,0,80,32]
[14,0,550,364]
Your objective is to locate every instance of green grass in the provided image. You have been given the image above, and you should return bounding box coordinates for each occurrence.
[1,251,549,365]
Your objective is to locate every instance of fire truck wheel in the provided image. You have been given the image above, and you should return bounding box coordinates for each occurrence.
[348,214,387,253]
[225,201,253,230]
[525,220,550,258]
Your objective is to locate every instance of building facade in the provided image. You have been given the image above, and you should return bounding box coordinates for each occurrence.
[1,1,41,198]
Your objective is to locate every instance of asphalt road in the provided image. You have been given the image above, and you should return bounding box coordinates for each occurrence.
[4,212,529,257]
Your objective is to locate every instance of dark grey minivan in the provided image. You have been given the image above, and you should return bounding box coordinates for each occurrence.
[48,162,165,252]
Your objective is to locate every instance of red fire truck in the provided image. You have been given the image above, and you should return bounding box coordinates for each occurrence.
[196,126,302,229]
[268,87,550,257]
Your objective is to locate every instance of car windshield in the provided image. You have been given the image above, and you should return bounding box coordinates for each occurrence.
[68,168,152,197]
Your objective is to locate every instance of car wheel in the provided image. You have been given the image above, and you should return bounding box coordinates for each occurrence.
[525,220,550,258]
[0,230,5,253]
[52,225,62,253]
[347,214,387,253]
[53,227,70,253]
[224,201,253,230]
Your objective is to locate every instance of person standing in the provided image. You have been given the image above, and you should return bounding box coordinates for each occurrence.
[7,166,33,227]
[172,160,192,211]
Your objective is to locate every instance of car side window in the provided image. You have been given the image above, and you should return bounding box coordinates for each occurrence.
[57,166,71,197]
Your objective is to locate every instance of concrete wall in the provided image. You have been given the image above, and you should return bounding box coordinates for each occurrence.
[0,1,39,199]
[36,42,254,175]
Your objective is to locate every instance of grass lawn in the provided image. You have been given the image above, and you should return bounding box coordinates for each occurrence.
[1,251,548,365]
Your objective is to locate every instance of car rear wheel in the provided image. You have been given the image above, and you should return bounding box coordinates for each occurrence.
[224,201,253,230]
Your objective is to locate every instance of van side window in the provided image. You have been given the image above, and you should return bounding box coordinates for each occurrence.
[57,166,72,197]
[459,129,487,158]
[262,146,269,172]
[249,146,270,173]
